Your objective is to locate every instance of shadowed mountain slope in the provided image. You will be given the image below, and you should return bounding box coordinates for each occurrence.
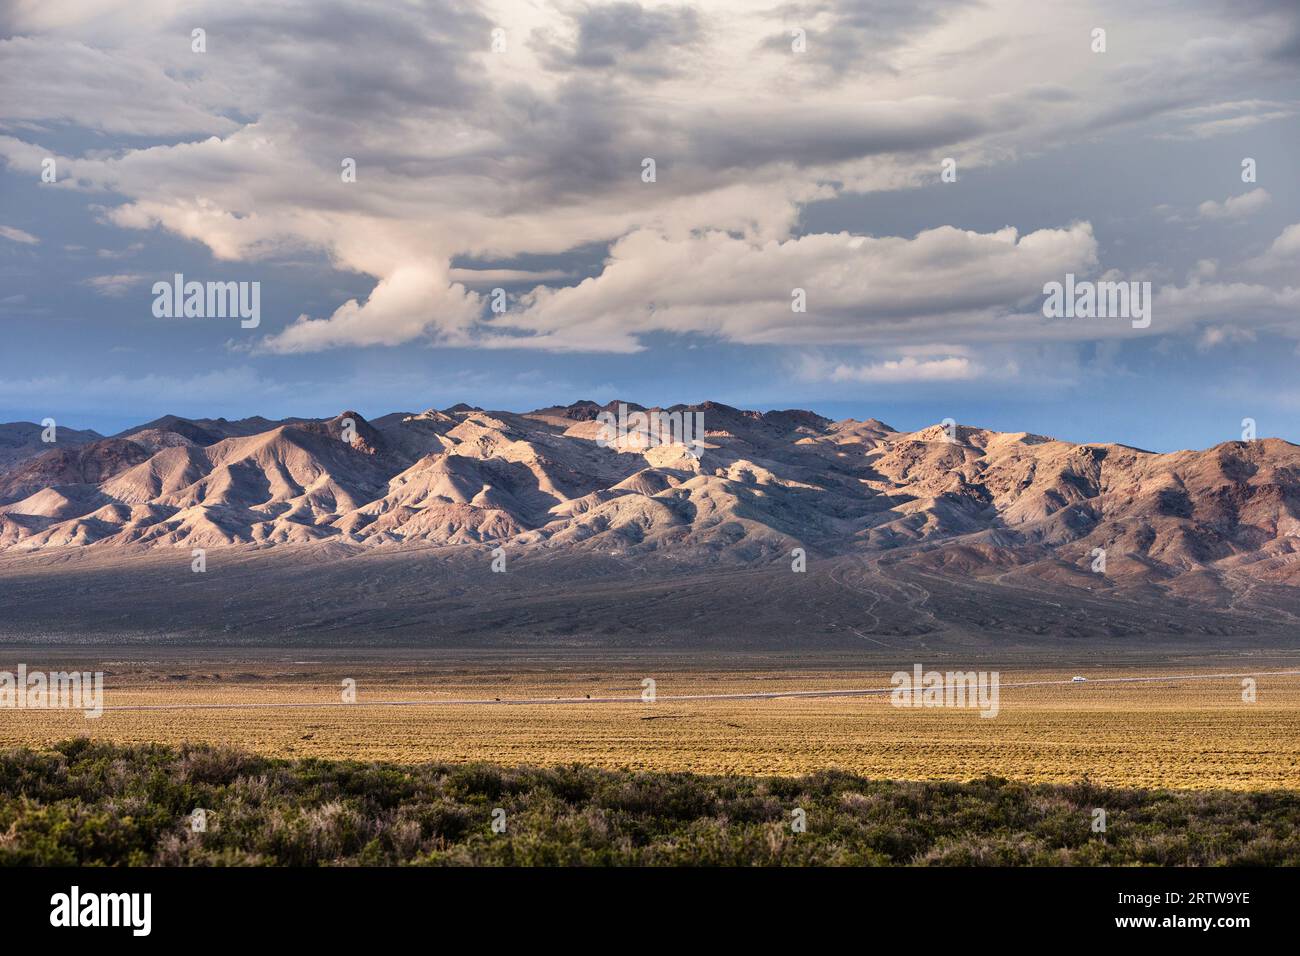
[2,402,1299,635]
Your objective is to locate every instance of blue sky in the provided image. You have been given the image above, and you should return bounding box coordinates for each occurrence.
[2,0,1299,451]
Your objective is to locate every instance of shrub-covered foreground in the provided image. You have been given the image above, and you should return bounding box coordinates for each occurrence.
[2,739,1298,865]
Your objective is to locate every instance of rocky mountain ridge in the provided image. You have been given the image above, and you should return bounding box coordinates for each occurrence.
[2,402,1298,610]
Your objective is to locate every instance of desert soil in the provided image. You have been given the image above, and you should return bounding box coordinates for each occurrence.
[2,649,1297,790]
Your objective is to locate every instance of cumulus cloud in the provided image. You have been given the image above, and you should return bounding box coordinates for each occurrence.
[1,0,1297,361]
[1249,222,1300,271]
[493,222,1098,350]
[262,263,481,353]
[530,1,702,77]
[448,268,574,286]
[1155,278,1300,339]
[1198,188,1272,220]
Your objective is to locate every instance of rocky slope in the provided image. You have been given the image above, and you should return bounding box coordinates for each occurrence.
[0,421,103,471]
[1,401,1298,610]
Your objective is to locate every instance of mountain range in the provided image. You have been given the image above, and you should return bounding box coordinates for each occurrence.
[2,400,1298,646]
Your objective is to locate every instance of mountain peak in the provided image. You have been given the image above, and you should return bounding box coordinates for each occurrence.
[2,402,1299,619]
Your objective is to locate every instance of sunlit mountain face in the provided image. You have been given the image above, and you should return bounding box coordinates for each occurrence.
[2,400,1298,649]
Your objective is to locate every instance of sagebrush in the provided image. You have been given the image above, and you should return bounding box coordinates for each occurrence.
[2,739,1298,866]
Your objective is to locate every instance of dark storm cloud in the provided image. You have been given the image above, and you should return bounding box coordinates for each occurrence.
[480,79,672,200]
[759,0,977,75]
[530,1,703,78]
[202,0,492,118]
[687,102,992,171]
[1132,0,1300,65]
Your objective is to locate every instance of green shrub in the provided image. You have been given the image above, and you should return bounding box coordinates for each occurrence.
[1,740,1297,866]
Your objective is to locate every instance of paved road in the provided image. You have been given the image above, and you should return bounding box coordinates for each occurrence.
[99,669,1300,712]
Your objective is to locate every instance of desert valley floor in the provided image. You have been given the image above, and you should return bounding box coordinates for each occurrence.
[5,402,1300,793]
[3,648,1299,790]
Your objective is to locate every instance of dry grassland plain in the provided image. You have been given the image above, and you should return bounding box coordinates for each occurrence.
[2,652,1298,790]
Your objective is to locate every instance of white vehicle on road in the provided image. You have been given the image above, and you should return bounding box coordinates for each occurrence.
[1071,676,1088,682]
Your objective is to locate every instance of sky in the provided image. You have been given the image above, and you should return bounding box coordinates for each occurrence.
[1,0,1298,451]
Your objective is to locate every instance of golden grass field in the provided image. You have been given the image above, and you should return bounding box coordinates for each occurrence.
[2,654,1299,790]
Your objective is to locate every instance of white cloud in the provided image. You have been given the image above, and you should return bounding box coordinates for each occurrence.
[0,36,239,137]
[83,273,146,297]
[1156,278,1300,339]
[1164,100,1299,139]
[448,268,574,286]
[0,0,1296,357]
[0,225,39,244]
[1197,188,1272,220]
[262,263,481,353]
[1197,325,1257,350]
[828,355,979,383]
[97,242,144,259]
[1249,222,1300,272]
[493,222,1098,351]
